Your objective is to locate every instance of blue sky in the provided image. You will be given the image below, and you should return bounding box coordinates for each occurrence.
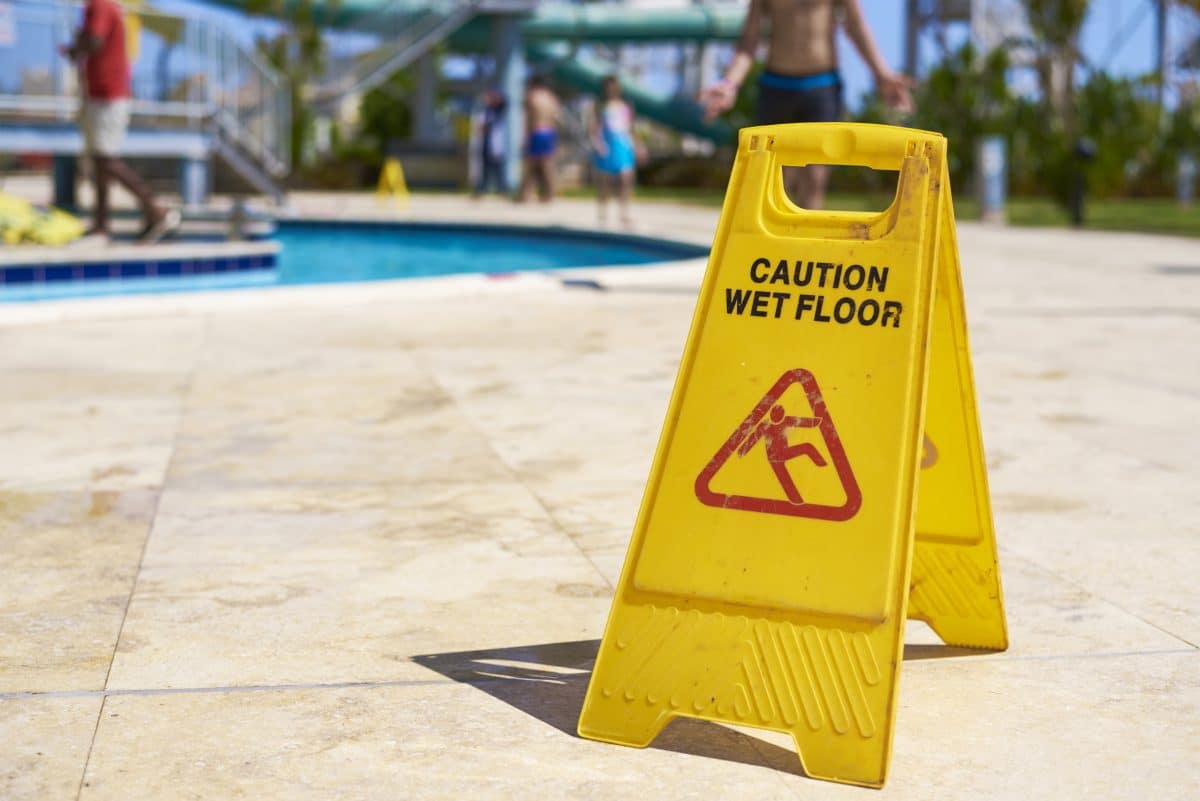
[10,0,1176,109]
[165,0,1171,107]
[842,0,1165,107]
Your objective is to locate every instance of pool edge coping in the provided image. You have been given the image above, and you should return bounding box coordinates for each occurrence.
[0,213,712,318]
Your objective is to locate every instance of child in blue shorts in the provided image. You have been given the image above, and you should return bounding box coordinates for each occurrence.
[520,75,561,203]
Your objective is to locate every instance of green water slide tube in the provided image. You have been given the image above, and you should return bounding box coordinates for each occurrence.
[203,0,745,39]
[459,4,745,44]
[526,43,733,144]
[449,6,744,142]
[204,0,742,142]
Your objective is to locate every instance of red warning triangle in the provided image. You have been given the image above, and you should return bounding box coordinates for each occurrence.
[694,369,862,521]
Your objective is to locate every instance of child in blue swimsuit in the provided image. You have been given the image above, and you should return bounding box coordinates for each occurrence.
[591,75,638,228]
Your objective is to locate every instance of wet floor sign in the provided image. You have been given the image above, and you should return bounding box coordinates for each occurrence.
[376,157,409,208]
[577,123,1008,788]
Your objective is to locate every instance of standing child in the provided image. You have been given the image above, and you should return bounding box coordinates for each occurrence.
[591,75,638,229]
[520,75,561,203]
[473,90,507,198]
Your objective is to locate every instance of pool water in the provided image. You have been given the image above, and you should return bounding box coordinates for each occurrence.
[275,222,705,282]
[0,222,709,303]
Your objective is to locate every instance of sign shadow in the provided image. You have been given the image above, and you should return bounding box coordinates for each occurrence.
[412,639,810,777]
[902,643,996,660]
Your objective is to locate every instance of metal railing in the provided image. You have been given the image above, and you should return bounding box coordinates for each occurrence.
[0,0,290,177]
[311,0,479,102]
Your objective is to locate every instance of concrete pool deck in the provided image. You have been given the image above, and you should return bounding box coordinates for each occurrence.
[1,194,1197,800]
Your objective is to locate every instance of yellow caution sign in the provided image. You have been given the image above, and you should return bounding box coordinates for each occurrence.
[376,157,409,208]
[910,193,1008,651]
[577,123,1007,788]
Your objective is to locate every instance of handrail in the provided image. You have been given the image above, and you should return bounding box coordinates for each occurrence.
[310,0,480,102]
[0,0,290,178]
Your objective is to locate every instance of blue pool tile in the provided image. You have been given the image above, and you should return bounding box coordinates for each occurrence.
[3,268,36,284]
[4,221,706,303]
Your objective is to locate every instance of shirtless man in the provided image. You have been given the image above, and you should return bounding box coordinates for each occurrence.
[701,0,914,209]
[520,75,561,203]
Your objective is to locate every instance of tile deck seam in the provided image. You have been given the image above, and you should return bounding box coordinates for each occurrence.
[6,678,460,700]
[999,545,1200,649]
[73,313,212,801]
[72,696,106,801]
[7,647,1195,702]
[412,349,618,592]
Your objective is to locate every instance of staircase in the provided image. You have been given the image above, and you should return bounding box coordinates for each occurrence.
[310,1,481,104]
[206,32,291,201]
[0,0,290,202]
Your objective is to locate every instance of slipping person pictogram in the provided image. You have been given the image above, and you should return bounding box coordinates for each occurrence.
[736,404,827,504]
[696,369,861,521]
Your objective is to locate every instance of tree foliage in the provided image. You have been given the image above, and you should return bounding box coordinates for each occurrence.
[1019,0,1091,133]
[857,31,1194,206]
[245,0,339,170]
[913,43,1011,192]
[354,70,417,160]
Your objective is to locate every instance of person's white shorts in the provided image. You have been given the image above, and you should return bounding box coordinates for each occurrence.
[81,99,130,157]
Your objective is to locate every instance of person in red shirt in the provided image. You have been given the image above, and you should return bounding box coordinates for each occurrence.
[63,0,179,244]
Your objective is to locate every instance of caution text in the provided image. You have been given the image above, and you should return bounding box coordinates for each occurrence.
[723,258,902,328]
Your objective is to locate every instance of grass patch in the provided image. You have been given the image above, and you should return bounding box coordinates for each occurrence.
[1004,197,1200,238]
[622,187,1199,238]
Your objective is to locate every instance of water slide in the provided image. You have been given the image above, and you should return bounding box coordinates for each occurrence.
[527,42,732,143]
[205,1,746,143]
[203,1,744,40]
[451,5,745,45]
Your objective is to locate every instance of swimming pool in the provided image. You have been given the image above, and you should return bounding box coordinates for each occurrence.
[0,220,709,303]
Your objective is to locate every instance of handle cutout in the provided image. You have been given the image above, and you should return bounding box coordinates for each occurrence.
[776,165,901,213]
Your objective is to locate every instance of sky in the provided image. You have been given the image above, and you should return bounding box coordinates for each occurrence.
[840,0,1169,108]
[161,0,1178,107]
[5,0,1184,109]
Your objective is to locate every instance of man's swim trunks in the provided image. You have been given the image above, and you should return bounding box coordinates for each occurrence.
[755,69,843,126]
[526,128,558,158]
